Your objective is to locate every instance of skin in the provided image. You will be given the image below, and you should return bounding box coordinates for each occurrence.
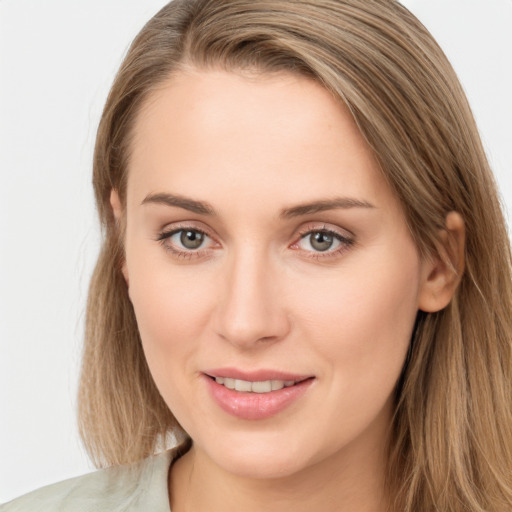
[111,69,464,512]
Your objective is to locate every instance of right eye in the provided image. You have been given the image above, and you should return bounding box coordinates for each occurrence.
[172,229,207,250]
[157,227,217,258]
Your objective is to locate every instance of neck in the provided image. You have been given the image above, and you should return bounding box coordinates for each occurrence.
[169,430,390,512]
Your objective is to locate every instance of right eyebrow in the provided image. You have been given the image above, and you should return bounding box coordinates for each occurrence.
[141,192,215,215]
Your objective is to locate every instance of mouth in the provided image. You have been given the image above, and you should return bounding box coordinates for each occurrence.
[209,376,309,393]
[203,370,315,420]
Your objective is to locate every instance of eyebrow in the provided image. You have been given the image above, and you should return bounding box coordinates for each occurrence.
[280,197,375,218]
[141,192,374,217]
[141,193,215,215]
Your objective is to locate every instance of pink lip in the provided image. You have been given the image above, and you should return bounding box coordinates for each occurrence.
[202,369,314,420]
[204,367,311,382]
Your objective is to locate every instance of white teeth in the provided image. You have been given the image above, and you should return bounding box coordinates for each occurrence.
[224,377,236,390]
[235,379,252,392]
[214,377,298,393]
[271,380,285,391]
[251,380,272,393]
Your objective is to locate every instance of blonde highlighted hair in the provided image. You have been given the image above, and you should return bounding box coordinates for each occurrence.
[79,1,512,510]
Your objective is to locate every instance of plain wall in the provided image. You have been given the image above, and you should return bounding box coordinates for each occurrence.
[1,0,511,503]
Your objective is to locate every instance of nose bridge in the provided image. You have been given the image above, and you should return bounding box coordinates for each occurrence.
[215,242,289,348]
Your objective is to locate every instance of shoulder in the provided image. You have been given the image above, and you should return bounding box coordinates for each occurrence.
[0,449,176,512]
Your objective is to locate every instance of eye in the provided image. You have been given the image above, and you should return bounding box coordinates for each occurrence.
[157,226,216,257]
[174,229,206,250]
[292,226,355,259]
[301,231,340,252]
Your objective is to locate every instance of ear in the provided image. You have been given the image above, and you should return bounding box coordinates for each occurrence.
[109,189,129,285]
[110,188,123,222]
[418,212,465,313]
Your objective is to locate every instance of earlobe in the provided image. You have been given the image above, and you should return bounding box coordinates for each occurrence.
[109,189,130,285]
[418,212,465,313]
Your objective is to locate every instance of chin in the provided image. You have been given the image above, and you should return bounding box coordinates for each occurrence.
[218,451,307,480]
[198,430,315,480]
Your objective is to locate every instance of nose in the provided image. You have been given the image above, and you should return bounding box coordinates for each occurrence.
[213,246,291,349]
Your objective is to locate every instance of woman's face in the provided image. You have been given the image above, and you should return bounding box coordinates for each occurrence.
[119,69,433,479]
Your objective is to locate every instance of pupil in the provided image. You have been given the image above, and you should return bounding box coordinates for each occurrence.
[180,230,204,249]
[311,232,333,252]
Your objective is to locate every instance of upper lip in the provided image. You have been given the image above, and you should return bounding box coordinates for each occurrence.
[204,368,313,382]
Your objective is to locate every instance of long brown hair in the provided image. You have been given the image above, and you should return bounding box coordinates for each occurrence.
[79,1,512,510]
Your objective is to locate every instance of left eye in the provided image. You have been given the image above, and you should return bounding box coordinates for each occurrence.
[298,231,344,252]
[168,229,209,250]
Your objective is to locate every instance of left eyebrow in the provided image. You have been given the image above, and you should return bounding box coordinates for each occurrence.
[280,197,375,218]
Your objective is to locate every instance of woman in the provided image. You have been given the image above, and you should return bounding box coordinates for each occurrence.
[2,0,511,511]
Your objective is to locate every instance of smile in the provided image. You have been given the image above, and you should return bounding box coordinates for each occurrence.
[204,371,315,420]
[213,377,299,393]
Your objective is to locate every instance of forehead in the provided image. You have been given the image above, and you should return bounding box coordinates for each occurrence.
[126,69,392,214]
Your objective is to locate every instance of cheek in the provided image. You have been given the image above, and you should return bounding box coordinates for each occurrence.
[130,277,204,347]
[125,249,215,380]
[295,245,421,392]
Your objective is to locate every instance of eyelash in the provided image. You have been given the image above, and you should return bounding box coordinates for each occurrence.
[156,224,214,260]
[294,225,355,261]
[156,224,355,261]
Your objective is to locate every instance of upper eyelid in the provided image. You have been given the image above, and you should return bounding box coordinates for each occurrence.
[293,229,353,249]
[158,221,215,238]
[295,222,355,240]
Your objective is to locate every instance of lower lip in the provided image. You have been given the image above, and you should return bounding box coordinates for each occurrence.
[204,376,314,420]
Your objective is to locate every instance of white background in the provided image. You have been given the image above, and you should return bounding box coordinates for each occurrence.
[0,0,511,503]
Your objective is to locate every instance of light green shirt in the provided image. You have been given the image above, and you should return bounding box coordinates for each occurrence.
[0,448,177,512]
